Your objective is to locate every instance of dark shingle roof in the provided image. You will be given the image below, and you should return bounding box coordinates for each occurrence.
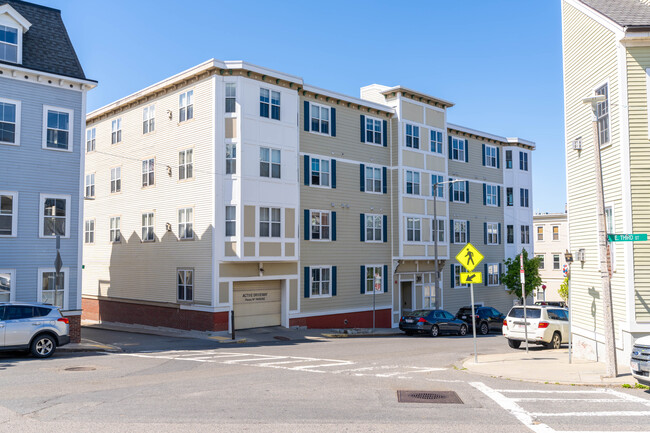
[0,0,86,80]
[579,0,650,29]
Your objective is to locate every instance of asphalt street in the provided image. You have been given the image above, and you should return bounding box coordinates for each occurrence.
[0,328,648,432]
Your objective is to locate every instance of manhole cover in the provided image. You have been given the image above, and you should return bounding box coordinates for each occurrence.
[273,336,290,341]
[64,367,96,372]
[397,390,463,404]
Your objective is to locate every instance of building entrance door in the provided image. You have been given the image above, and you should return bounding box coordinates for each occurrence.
[400,281,413,316]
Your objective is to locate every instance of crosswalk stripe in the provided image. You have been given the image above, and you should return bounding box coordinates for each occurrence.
[529,411,650,417]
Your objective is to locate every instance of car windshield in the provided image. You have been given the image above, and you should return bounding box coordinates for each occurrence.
[507,307,541,319]
[408,310,432,317]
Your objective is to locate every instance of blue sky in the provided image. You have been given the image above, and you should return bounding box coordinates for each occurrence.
[42,0,565,212]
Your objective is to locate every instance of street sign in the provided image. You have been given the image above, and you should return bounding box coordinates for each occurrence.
[54,251,63,275]
[460,272,482,284]
[520,254,525,284]
[374,273,382,292]
[455,242,484,272]
[607,233,647,242]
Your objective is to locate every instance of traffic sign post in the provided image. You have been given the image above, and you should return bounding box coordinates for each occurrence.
[372,273,381,332]
[520,253,528,353]
[456,243,484,364]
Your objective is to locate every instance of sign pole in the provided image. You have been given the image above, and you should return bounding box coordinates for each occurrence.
[520,253,528,354]
[469,277,478,364]
[568,262,572,363]
[373,288,376,332]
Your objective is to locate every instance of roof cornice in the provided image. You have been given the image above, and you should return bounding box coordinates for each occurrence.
[0,4,31,31]
[302,84,394,115]
[380,85,454,109]
[447,122,536,150]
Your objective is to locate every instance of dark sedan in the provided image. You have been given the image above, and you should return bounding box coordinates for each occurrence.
[399,309,468,337]
[455,306,505,335]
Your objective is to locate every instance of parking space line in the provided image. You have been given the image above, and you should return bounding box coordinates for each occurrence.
[528,411,650,417]
[511,398,621,403]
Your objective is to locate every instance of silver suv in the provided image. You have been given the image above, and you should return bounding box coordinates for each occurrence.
[0,302,70,358]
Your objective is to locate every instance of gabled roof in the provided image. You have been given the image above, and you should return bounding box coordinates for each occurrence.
[579,0,650,29]
[0,0,87,80]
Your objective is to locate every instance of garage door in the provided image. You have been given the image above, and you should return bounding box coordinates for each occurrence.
[233,280,282,330]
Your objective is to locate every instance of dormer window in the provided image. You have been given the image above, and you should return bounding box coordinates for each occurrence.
[0,25,18,63]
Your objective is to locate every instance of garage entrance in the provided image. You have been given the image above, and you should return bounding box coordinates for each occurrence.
[233,280,282,330]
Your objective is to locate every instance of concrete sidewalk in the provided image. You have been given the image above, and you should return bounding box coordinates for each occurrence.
[462,348,636,386]
[58,338,122,353]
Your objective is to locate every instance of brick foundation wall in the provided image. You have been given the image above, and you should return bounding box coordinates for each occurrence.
[289,309,392,329]
[65,314,81,343]
[82,297,229,332]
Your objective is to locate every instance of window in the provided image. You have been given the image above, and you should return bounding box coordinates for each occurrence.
[0,99,18,145]
[310,210,330,240]
[41,195,69,237]
[177,269,193,302]
[179,149,193,180]
[486,223,498,245]
[85,173,95,198]
[453,265,467,289]
[260,207,281,238]
[86,128,95,152]
[311,267,331,297]
[506,188,513,206]
[430,129,443,154]
[454,220,467,244]
[487,264,499,286]
[142,212,154,241]
[553,226,559,240]
[260,147,281,179]
[178,208,193,240]
[0,270,14,302]
[225,206,236,237]
[366,117,382,144]
[179,90,193,122]
[452,180,466,202]
[226,143,236,174]
[44,107,71,150]
[311,104,330,135]
[521,225,530,244]
[520,188,529,207]
[507,225,514,244]
[225,83,236,113]
[0,192,17,237]
[519,151,528,171]
[84,219,94,244]
[406,171,420,195]
[111,118,122,144]
[110,216,121,242]
[424,284,437,309]
[485,184,497,206]
[433,219,446,243]
[596,83,610,146]
[505,150,513,169]
[0,25,18,63]
[310,157,330,187]
[406,217,421,242]
[432,174,445,199]
[142,158,155,187]
[451,137,466,161]
[485,145,497,168]
[260,88,280,120]
[537,226,544,241]
[366,214,382,242]
[536,254,545,269]
[365,266,383,294]
[40,271,64,308]
[143,105,155,134]
[365,166,382,193]
[553,254,560,270]
[111,167,121,193]
[405,124,419,149]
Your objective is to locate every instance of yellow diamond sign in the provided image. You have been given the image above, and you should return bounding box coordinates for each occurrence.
[455,242,484,272]
[460,272,482,284]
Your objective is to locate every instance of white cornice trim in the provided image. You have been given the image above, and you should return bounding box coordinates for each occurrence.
[303,84,394,114]
[0,63,95,90]
[0,4,32,31]
[447,123,536,149]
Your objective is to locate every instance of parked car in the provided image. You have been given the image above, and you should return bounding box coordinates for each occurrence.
[534,301,567,308]
[631,335,650,386]
[502,305,569,349]
[0,303,70,358]
[399,309,468,337]
[455,306,505,335]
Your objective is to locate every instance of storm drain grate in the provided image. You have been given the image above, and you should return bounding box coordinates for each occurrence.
[64,367,96,372]
[397,390,463,404]
[273,336,291,341]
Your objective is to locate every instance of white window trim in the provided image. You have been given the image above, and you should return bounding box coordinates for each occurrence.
[259,147,281,180]
[258,206,282,239]
[593,79,611,148]
[453,220,469,244]
[363,264,384,295]
[0,97,20,146]
[487,263,499,286]
[178,206,194,240]
[85,172,95,198]
[365,213,383,243]
[365,115,383,146]
[452,180,467,203]
[430,128,444,155]
[364,164,383,194]
[405,170,421,196]
[84,218,95,245]
[309,209,331,242]
[143,104,155,135]
[485,144,498,168]
[0,268,16,302]
[42,105,74,152]
[225,82,237,117]
[178,147,194,182]
[485,183,498,207]
[310,265,332,299]
[0,190,18,237]
[38,193,71,239]
[432,217,447,245]
[85,127,96,153]
[309,156,332,189]
[431,172,446,200]
[453,265,467,289]
[552,254,562,271]
[225,205,237,239]
[109,215,121,244]
[0,21,22,64]
[110,166,121,194]
[405,216,422,243]
[142,157,155,188]
[178,89,194,123]
[405,123,420,149]
[141,211,155,243]
[177,268,194,302]
[111,118,122,144]
[450,135,466,162]
[37,267,69,310]
[309,102,332,137]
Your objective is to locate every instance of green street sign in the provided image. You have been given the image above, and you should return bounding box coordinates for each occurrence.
[607,233,648,242]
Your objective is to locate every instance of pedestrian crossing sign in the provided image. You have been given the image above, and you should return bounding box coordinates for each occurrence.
[460,272,482,284]
[455,242,484,272]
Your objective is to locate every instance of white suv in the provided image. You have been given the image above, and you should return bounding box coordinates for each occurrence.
[502,306,569,349]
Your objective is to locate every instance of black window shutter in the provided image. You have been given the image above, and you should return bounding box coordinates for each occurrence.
[383,265,388,292]
[484,263,488,286]
[382,167,387,194]
[496,148,500,168]
[484,222,487,245]
[331,159,337,189]
[331,211,337,241]
[450,264,455,288]
[382,120,387,147]
[497,186,501,207]
[304,101,310,132]
[467,220,470,242]
[360,266,366,294]
[483,183,487,206]
[360,115,366,143]
[304,267,310,298]
[465,181,470,203]
[498,223,502,244]
[382,215,387,243]
[360,213,365,242]
[360,164,365,191]
[304,209,310,240]
[331,108,336,137]
[304,155,310,186]
[482,143,486,166]
[448,135,452,158]
[498,263,502,283]
[464,140,469,163]
[450,219,455,244]
[449,177,454,203]
[332,266,337,296]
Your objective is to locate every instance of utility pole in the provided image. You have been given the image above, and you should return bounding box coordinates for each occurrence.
[433,179,461,309]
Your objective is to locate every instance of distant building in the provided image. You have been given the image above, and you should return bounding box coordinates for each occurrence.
[533,212,568,302]
[0,0,96,342]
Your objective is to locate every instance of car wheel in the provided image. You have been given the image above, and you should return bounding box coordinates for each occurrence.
[546,332,561,349]
[507,339,521,349]
[458,325,467,336]
[479,322,489,335]
[30,334,56,358]
[405,331,414,336]
[430,325,439,337]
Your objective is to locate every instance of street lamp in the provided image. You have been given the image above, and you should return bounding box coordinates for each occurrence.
[433,179,463,309]
[582,94,618,377]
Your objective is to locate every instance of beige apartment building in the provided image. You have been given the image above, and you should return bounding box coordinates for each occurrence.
[533,212,569,302]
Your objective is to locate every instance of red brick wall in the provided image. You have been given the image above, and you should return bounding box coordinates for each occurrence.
[289,309,391,329]
[65,315,81,343]
[82,298,229,332]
